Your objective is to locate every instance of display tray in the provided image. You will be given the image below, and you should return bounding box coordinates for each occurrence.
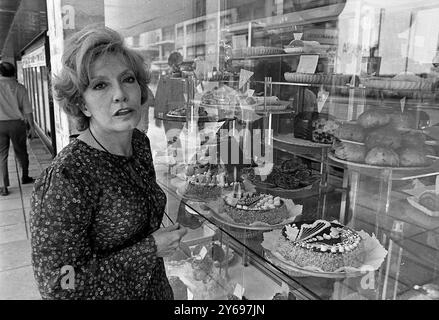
[273,134,332,148]
[328,152,436,172]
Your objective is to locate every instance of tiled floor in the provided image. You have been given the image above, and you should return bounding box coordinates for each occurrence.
[0,137,53,300]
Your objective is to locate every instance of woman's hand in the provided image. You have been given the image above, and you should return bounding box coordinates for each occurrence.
[151,223,188,257]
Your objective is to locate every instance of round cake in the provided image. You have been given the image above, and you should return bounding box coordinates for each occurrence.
[274,220,365,272]
[223,193,289,225]
[183,164,240,200]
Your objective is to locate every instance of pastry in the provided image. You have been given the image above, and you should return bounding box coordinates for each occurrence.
[168,276,188,300]
[311,118,339,144]
[192,242,230,266]
[418,191,439,212]
[357,110,391,129]
[334,122,365,142]
[401,131,426,148]
[365,147,400,166]
[222,193,289,225]
[332,140,366,162]
[389,112,416,130]
[274,220,365,272]
[365,126,402,150]
[397,147,427,167]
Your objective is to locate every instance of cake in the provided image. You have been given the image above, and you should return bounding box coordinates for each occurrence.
[311,118,339,144]
[223,192,289,225]
[183,164,240,200]
[274,220,365,272]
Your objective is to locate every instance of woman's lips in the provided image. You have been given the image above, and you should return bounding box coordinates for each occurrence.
[113,108,134,116]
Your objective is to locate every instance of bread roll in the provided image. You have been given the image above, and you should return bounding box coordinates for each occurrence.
[334,122,365,142]
[365,126,402,150]
[390,112,416,130]
[333,140,366,162]
[365,147,400,166]
[357,110,391,129]
[401,131,426,148]
[398,147,427,167]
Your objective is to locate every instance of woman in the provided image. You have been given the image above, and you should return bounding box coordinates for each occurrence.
[30,25,187,299]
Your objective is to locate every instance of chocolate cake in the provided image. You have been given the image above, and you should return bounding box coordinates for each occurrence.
[274,220,365,272]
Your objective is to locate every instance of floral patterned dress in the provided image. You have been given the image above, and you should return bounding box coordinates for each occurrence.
[30,129,173,300]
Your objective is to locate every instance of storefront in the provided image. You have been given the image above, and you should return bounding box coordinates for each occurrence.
[41,0,439,300]
[20,32,56,155]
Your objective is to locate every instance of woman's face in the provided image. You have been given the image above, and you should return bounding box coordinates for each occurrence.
[82,53,141,133]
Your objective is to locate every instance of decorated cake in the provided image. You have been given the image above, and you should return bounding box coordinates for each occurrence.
[274,220,365,272]
[223,192,289,225]
[183,164,242,200]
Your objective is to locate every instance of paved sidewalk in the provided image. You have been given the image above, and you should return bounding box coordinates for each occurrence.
[0,137,53,300]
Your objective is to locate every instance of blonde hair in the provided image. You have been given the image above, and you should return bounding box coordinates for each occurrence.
[53,24,150,131]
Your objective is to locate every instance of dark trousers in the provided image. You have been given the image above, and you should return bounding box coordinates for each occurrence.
[0,120,29,188]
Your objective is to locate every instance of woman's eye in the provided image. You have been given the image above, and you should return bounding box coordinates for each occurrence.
[124,76,136,83]
[92,82,107,90]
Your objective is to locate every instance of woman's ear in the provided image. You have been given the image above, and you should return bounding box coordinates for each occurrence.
[80,103,92,117]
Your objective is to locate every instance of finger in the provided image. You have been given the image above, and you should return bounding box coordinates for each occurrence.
[161,224,180,232]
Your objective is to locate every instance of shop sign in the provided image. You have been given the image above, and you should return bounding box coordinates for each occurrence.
[22,46,46,68]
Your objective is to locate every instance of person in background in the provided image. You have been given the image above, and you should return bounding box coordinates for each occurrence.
[0,61,36,196]
[30,25,187,299]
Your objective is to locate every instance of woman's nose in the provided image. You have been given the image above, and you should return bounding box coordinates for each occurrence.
[113,82,128,102]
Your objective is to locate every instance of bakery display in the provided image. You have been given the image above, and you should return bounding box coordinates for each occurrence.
[334,122,365,142]
[332,110,431,168]
[223,192,289,226]
[365,126,402,150]
[365,147,400,166]
[332,139,366,162]
[357,109,391,129]
[273,220,365,272]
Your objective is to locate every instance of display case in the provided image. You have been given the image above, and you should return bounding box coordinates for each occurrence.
[145,0,439,300]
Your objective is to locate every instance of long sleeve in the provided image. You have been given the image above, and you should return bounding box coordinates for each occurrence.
[30,165,159,299]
